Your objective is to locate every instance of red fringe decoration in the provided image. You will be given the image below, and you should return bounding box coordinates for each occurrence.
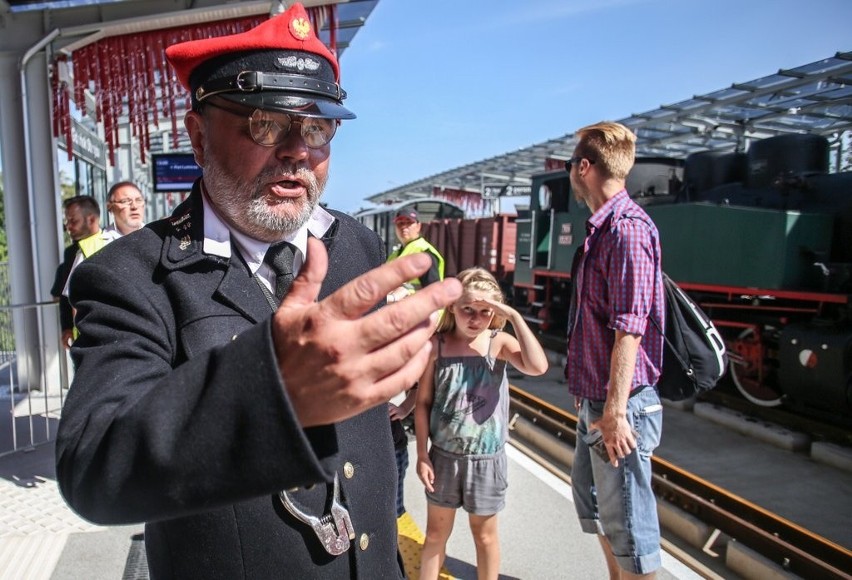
[50,55,72,160]
[434,187,484,213]
[51,6,338,166]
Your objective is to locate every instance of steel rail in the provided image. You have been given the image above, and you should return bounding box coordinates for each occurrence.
[509,385,852,579]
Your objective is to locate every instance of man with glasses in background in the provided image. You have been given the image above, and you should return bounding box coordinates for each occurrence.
[56,4,461,578]
[104,181,146,239]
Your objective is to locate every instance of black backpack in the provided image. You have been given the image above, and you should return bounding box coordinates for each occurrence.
[651,273,728,401]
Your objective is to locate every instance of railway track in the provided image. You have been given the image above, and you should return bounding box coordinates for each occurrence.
[534,335,852,447]
[508,386,852,579]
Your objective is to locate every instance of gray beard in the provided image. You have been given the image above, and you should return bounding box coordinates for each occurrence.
[204,160,324,240]
[245,171,320,233]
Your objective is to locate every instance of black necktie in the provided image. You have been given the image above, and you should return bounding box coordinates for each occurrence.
[264,242,296,303]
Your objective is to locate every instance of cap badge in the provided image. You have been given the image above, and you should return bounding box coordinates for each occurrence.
[290,17,312,40]
[275,55,320,73]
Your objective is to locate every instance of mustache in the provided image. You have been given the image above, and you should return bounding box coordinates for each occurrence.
[258,164,317,185]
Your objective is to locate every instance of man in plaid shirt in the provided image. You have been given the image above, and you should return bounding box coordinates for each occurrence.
[565,121,665,579]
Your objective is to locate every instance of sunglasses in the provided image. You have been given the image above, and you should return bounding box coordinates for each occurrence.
[565,157,595,172]
[204,99,338,149]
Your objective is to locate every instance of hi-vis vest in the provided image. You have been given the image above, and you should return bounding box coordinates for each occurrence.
[71,231,111,339]
[387,237,445,289]
[78,231,110,259]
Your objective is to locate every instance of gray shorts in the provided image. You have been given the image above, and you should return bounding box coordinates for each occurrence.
[425,446,508,516]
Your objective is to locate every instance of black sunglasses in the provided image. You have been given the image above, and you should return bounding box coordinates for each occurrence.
[565,157,595,172]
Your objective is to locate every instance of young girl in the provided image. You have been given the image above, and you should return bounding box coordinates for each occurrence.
[414,267,548,580]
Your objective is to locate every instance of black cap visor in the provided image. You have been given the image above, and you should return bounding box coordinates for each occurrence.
[220,91,355,120]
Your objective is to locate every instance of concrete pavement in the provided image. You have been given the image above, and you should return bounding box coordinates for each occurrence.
[0,440,144,580]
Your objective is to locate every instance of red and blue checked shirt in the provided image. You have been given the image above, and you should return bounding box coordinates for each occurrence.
[565,190,664,401]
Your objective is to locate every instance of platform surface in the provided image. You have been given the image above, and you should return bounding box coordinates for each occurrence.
[401,438,702,580]
[0,436,704,579]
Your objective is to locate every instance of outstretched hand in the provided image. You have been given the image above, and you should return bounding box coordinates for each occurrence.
[272,238,462,427]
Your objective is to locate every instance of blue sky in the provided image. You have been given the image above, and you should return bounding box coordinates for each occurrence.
[323,0,852,213]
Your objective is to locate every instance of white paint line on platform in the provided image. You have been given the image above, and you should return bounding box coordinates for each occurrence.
[507,441,703,579]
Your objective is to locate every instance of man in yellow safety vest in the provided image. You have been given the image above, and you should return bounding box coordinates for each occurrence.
[61,195,112,344]
[385,207,445,518]
[386,208,444,303]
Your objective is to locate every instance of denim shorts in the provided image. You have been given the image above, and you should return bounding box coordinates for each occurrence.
[425,446,508,516]
[571,387,663,574]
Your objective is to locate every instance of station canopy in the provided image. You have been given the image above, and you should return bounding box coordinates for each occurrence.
[365,51,852,206]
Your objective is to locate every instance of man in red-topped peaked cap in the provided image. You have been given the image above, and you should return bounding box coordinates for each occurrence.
[56,3,462,578]
[166,1,354,121]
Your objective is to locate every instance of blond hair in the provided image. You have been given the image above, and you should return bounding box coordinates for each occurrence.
[436,267,506,334]
[575,121,636,180]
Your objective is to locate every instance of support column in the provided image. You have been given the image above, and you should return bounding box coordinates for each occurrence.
[0,48,65,392]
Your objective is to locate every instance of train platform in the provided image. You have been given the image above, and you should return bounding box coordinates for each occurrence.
[0,423,701,579]
[400,439,700,579]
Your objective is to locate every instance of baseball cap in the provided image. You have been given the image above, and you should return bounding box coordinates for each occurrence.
[394,208,420,223]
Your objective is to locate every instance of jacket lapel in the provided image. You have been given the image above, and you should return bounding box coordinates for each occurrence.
[158,186,269,323]
[216,250,272,322]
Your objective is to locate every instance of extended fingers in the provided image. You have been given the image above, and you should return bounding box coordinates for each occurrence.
[355,278,461,353]
[309,335,435,427]
[323,253,437,319]
[357,321,436,392]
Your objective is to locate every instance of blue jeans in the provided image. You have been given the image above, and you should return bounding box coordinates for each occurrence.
[572,387,663,574]
[395,444,409,517]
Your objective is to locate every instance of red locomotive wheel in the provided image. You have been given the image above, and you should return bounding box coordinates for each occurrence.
[728,327,783,407]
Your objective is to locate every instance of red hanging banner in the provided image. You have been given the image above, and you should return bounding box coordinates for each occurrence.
[52,7,341,165]
[434,187,484,213]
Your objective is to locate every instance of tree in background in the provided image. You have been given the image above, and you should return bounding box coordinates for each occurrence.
[0,172,7,263]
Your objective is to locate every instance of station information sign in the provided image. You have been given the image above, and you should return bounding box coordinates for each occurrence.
[152,153,202,193]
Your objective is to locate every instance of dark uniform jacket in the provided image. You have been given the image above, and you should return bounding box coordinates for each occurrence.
[55,186,403,579]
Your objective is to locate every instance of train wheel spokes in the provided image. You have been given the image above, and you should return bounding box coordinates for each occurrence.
[728,327,783,407]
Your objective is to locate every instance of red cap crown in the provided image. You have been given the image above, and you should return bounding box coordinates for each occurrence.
[165,2,339,91]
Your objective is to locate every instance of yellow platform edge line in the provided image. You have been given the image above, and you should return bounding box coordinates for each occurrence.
[397,512,455,580]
